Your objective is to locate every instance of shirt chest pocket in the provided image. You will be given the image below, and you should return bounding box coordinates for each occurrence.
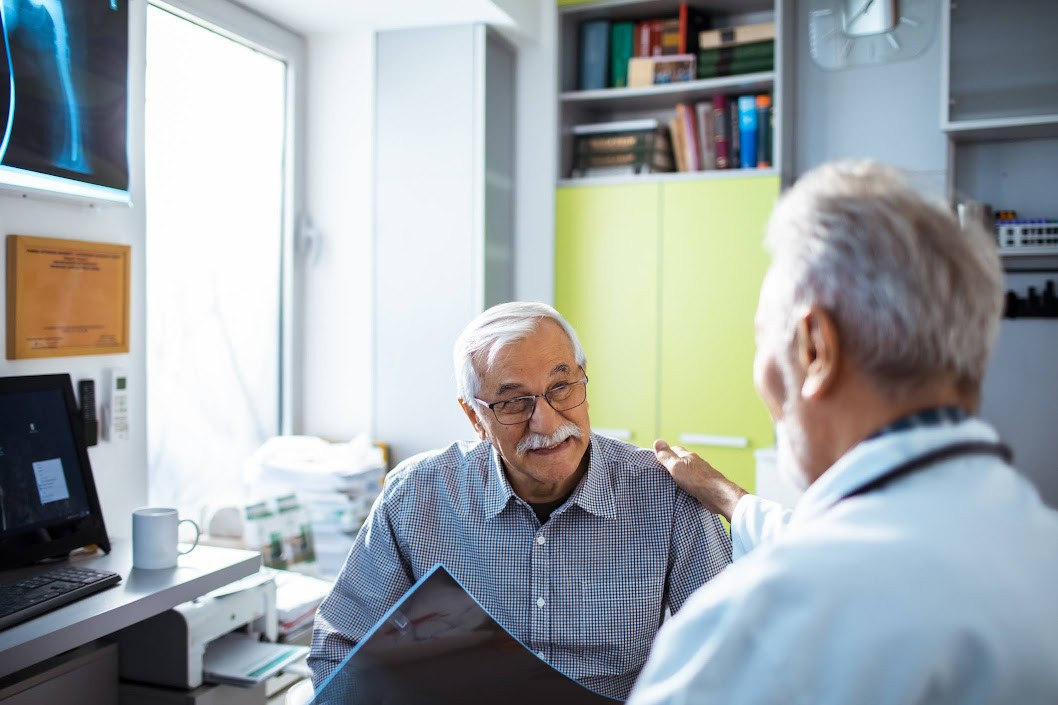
[577,575,663,675]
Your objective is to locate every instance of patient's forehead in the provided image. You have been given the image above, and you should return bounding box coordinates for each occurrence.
[481,321,576,384]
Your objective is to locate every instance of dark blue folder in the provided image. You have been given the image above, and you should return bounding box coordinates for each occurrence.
[311,564,620,704]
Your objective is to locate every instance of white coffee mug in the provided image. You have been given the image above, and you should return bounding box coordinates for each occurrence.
[132,507,200,569]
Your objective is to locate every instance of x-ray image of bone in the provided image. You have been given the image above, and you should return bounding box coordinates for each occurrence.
[2,0,95,173]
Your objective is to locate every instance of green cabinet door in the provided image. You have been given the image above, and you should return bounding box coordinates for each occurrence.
[657,176,779,492]
[555,183,659,447]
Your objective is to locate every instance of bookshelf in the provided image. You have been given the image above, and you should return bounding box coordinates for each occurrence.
[556,0,792,187]
[941,0,1058,267]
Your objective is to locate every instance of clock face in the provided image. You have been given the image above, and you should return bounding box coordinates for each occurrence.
[809,0,937,70]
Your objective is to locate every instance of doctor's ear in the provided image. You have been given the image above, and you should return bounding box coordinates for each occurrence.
[458,399,487,439]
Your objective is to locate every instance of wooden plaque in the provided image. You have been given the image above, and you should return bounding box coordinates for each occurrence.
[6,235,131,359]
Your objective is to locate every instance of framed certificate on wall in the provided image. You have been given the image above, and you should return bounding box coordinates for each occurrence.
[6,235,131,359]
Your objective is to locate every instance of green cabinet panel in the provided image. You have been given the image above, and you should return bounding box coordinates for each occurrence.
[657,176,779,492]
[555,184,659,446]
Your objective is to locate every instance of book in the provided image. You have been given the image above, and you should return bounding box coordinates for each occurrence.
[728,96,741,168]
[610,22,635,88]
[634,19,665,57]
[676,103,700,171]
[669,115,687,172]
[697,42,775,78]
[659,18,681,55]
[712,95,730,169]
[677,2,711,55]
[698,21,776,50]
[697,59,774,79]
[570,119,674,177]
[755,94,773,168]
[695,99,716,170]
[737,95,758,169]
[578,20,610,90]
[635,20,652,57]
[311,564,621,704]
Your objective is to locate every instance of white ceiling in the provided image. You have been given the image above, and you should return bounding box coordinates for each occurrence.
[234,0,516,36]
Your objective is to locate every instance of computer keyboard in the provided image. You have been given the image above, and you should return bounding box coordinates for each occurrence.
[0,565,121,631]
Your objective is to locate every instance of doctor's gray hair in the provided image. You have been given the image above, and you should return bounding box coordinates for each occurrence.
[453,302,587,404]
[761,160,1004,398]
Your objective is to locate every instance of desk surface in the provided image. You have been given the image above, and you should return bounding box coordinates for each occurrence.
[0,539,261,679]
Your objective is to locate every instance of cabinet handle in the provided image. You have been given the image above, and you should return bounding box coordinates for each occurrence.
[593,427,632,441]
[678,433,748,448]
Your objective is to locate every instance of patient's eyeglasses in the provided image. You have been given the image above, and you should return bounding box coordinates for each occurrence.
[475,377,588,425]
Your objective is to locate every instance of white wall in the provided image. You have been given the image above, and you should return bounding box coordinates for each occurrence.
[509,1,558,305]
[0,2,148,540]
[297,31,377,440]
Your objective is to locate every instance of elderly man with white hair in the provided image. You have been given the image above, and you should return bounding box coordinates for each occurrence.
[628,161,1058,705]
[309,302,733,700]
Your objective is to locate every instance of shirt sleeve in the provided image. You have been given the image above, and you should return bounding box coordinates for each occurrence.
[308,476,415,690]
[627,550,813,705]
[730,494,793,560]
[665,487,733,614]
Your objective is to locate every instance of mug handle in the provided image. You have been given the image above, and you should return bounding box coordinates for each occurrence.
[178,518,200,555]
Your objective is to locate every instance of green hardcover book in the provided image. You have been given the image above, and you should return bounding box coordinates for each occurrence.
[610,22,635,88]
[699,40,775,63]
[697,57,775,79]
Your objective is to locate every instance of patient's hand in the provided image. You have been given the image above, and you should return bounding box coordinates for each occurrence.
[654,439,748,521]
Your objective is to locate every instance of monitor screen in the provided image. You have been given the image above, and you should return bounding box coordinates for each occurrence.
[0,374,110,569]
[0,0,130,202]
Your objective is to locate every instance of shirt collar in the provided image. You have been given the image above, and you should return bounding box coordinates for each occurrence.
[482,433,617,520]
[790,416,999,526]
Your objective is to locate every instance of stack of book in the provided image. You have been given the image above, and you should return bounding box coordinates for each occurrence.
[577,2,710,90]
[697,21,775,79]
[570,119,675,178]
[669,93,773,172]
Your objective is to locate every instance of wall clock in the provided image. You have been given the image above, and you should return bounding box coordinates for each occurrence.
[808,0,937,70]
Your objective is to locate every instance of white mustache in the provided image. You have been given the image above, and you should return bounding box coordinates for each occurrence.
[517,423,582,454]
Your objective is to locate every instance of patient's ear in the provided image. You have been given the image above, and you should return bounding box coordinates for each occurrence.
[459,399,487,440]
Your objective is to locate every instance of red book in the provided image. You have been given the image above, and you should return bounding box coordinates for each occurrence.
[635,21,651,57]
[649,19,664,56]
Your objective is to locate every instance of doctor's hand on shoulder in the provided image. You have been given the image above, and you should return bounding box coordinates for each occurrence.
[654,439,747,521]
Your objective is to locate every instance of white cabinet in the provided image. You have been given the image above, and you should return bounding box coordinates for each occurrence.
[374,25,515,463]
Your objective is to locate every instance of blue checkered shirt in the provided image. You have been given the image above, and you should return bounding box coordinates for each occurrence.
[309,433,732,700]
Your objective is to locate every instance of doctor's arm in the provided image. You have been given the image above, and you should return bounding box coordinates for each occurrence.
[654,439,792,558]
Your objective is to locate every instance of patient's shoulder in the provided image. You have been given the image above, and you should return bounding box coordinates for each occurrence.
[386,439,489,487]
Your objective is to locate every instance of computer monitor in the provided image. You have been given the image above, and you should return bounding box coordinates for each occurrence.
[0,374,111,570]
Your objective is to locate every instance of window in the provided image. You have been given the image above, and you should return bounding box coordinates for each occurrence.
[145,2,300,519]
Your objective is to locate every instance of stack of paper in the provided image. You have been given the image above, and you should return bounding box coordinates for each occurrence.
[203,633,308,686]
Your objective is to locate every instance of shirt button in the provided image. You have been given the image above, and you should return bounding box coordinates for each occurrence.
[536,651,545,659]
[536,535,546,545]
[536,597,545,608]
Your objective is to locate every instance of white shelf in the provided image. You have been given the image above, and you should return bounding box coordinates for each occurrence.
[558,167,778,188]
[944,114,1058,142]
[999,245,1058,258]
[561,72,774,112]
[558,0,772,21]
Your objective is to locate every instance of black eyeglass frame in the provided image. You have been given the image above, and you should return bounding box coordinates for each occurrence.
[474,376,589,425]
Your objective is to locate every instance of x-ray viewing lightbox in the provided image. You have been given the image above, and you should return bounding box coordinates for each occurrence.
[0,0,130,203]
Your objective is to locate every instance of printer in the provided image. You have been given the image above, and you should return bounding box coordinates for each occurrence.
[117,572,286,705]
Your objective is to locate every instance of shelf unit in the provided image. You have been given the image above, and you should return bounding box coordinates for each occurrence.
[941,0,1058,270]
[556,0,792,187]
